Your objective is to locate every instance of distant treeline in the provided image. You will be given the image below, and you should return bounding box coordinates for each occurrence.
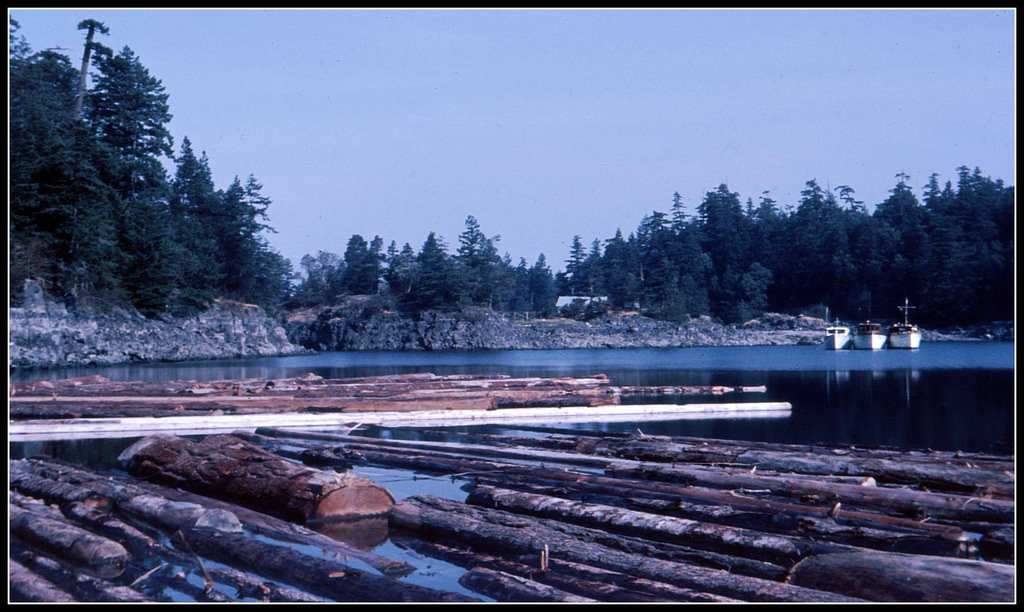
[291,166,1012,326]
[10,19,1014,326]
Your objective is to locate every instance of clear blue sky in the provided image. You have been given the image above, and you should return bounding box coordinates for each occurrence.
[9,8,1015,273]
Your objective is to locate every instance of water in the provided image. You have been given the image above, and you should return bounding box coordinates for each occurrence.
[11,342,1015,453]
[8,342,1014,601]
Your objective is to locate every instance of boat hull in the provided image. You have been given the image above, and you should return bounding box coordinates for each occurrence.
[852,332,887,350]
[888,330,921,349]
[824,331,850,350]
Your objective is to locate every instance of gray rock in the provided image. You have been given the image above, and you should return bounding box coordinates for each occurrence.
[9,280,308,369]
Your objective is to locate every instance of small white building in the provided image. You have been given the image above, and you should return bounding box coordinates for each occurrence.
[555,295,608,309]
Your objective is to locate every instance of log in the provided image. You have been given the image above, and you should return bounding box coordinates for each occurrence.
[258,435,977,542]
[174,526,478,602]
[117,433,395,524]
[392,534,738,602]
[458,567,596,602]
[9,559,77,602]
[203,566,324,602]
[10,545,152,602]
[605,462,1014,523]
[577,435,1014,496]
[468,472,975,558]
[467,485,863,565]
[390,495,862,602]
[787,551,1015,602]
[10,501,130,579]
[10,456,416,578]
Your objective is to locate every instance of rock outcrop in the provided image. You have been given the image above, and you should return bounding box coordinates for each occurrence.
[9,280,308,369]
[284,299,828,353]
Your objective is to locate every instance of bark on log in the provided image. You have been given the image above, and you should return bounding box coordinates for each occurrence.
[392,534,739,602]
[577,436,1014,496]
[11,456,415,578]
[469,472,975,558]
[787,551,1015,602]
[203,566,324,602]
[605,462,1014,523]
[467,485,863,565]
[9,558,77,602]
[9,503,130,579]
[174,526,477,602]
[390,495,862,602]
[10,544,152,602]
[117,433,395,524]
[458,567,596,602]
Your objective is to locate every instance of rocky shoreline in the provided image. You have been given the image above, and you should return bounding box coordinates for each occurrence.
[9,281,308,370]
[283,298,1009,353]
[9,285,1011,370]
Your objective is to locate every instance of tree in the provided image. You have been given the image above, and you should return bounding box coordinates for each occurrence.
[564,235,587,295]
[341,234,383,295]
[409,232,457,311]
[527,254,556,315]
[168,137,223,308]
[74,19,110,120]
[455,215,504,307]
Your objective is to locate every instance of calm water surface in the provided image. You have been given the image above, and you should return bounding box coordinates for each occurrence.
[11,342,1015,453]
[9,342,1014,601]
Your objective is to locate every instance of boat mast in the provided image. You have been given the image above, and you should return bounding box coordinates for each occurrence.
[897,298,915,326]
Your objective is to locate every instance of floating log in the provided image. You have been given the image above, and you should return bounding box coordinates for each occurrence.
[10,373,785,430]
[174,525,477,602]
[575,434,1015,497]
[9,559,77,602]
[390,535,734,602]
[390,494,860,602]
[458,566,596,602]
[117,433,395,524]
[10,499,130,579]
[787,551,1015,602]
[9,457,476,602]
[466,485,863,565]
[10,456,415,578]
[10,545,153,602]
[605,462,1014,523]
[246,430,988,557]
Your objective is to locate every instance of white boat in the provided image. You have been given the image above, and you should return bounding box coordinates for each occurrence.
[888,298,921,349]
[823,309,851,350]
[853,321,887,350]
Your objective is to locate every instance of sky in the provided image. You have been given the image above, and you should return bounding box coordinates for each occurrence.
[9,8,1016,274]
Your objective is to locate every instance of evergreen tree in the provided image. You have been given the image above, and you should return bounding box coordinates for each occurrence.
[600,230,641,310]
[455,215,504,308]
[528,254,557,316]
[384,241,418,301]
[564,235,587,295]
[341,234,383,294]
[410,232,457,311]
[88,45,176,314]
[169,137,223,309]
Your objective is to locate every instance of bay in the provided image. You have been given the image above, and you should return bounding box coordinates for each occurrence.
[10,342,1015,453]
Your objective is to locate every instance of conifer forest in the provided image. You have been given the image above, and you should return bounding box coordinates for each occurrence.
[10,18,1014,326]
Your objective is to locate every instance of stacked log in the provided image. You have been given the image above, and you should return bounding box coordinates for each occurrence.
[116,433,395,524]
[9,455,477,602]
[235,427,1013,601]
[9,372,765,419]
[8,399,1015,603]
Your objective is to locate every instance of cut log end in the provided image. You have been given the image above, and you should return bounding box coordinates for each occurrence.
[314,476,396,521]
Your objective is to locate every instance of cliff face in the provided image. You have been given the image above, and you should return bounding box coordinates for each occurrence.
[284,300,828,352]
[9,281,308,369]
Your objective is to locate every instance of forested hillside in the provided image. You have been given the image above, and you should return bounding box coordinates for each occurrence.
[9,18,292,316]
[10,18,1014,327]
[293,170,1013,326]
